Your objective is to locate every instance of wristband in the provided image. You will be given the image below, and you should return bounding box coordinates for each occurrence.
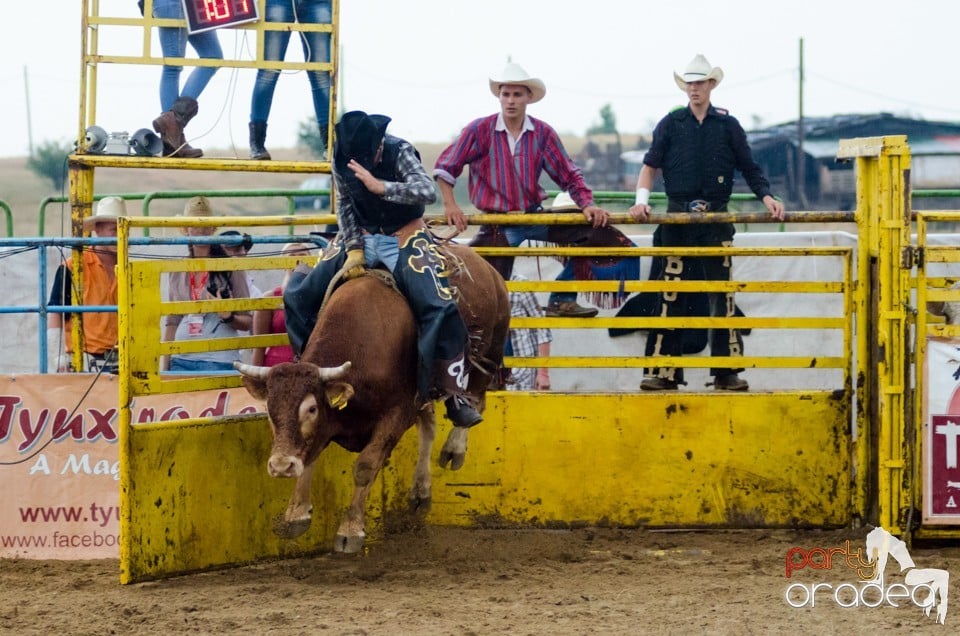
[635,188,650,206]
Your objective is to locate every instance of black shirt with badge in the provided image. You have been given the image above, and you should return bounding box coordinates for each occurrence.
[643,104,772,206]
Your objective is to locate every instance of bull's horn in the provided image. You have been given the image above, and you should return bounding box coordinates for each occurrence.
[234,361,271,379]
[318,361,352,381]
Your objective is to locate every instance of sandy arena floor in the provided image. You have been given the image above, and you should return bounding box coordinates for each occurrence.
[1,525,958,635]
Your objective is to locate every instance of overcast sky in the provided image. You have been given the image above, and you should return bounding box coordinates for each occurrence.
[1,1,957,159]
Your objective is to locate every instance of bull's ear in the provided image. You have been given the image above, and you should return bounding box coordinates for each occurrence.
[323,382,355,410]
[240,376,269,401]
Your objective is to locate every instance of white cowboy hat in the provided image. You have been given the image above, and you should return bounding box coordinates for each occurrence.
[550,192,580,211]
[674,54,724,91]
[82,196,126,230]
[489,63,546,103]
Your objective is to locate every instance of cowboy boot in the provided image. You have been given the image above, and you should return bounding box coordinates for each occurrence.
[169,96,203,158]
[153,97,203,158]
[151,110,181,156]
[319,124,330,160]
[444,396,482,428]
[249,121,271,160]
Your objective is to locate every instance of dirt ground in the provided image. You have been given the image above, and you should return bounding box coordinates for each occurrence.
[1,525,957,635]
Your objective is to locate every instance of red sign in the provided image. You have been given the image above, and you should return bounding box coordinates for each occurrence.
[929,414,960,516]
[924,338,960,523]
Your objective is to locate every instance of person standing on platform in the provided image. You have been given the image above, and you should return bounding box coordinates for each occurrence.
[248,0,332,160]
[148,0,224,158]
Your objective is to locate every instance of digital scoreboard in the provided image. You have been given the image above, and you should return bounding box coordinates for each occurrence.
[182,0,259,34]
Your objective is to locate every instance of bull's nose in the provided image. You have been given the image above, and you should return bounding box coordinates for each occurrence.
[268,455,303,478]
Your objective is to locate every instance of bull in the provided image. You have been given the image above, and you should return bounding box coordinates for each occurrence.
[236,243,510,553]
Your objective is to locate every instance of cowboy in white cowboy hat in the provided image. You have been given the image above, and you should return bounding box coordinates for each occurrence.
[434,62,639,318]
[627,54,785,393]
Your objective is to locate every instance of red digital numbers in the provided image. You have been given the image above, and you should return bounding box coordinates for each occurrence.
[201,1,231,22]
[184,0,258,34]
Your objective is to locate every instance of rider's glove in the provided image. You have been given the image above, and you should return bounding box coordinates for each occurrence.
[343,249,366,280]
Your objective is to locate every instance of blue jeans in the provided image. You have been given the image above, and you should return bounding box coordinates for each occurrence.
[283,230,468,396]
[503,225,576,305]
[250,0,331,126]
[169,357,235,373]
[153,0,223,110]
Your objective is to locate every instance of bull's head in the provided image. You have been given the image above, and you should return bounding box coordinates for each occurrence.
[235,361,354,478]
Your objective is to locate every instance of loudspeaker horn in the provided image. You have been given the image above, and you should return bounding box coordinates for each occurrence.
[84,126,108,153]
[130,128,163,156]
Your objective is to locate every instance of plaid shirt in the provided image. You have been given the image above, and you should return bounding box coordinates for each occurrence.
[507,275,552,391]
[337,139,437,251]
[434,113,594,212]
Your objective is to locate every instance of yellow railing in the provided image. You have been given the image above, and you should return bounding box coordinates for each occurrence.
[79,0,339,154]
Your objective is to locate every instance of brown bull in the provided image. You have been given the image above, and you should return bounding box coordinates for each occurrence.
[236,244,509,553]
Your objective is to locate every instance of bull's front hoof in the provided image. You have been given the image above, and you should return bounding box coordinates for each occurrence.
[408,495,432,514]
[438,449,465,471]
[334,533,366,554]
[272,515,312,539]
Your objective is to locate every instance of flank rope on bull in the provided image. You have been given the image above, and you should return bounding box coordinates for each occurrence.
[318,266,400,316]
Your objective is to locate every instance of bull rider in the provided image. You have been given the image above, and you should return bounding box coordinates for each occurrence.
[284,110,483,429]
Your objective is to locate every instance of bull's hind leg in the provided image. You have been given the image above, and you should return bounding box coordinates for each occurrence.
[273,463,315,539]
[440,391,489,470]
[335,427,404,554]
[439,425,469,471]
[409,404,436,513]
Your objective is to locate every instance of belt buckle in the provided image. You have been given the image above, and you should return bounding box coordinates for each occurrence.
[688,199,710,213]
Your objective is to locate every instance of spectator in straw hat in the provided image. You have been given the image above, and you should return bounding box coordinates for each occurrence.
[161,196,252,372]
[46,196,125,372]
[628,54,785,392]
[434,62,639,318]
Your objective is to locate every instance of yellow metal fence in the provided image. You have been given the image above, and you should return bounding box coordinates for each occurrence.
[115,211,858,582]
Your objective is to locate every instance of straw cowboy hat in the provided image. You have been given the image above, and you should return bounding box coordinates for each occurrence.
[334,110,391,172]
[489,63,546,103]
[83,196,126,230]
[674,54,724,91]
[550,191,580,211]
[180,195,216,217]
[178,195,218,235]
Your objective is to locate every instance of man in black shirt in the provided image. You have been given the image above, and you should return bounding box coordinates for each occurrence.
[629,54,785,392]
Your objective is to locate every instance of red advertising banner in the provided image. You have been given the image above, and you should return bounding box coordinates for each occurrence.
[0,374,262,559]
[924,338,960,523]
